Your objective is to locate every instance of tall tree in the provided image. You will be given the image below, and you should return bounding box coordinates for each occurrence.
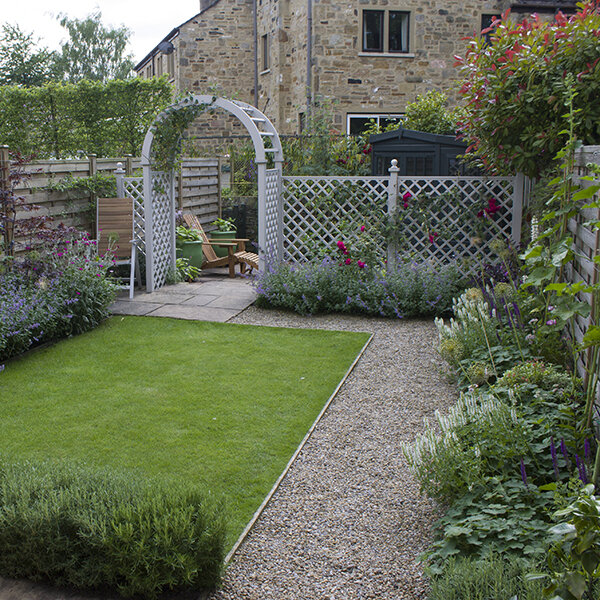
[54,11,134,83]
[0,24,57,86]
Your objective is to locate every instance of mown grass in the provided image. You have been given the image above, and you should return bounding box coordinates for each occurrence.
[0,316,369,548]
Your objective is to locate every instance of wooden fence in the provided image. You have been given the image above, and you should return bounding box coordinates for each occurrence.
[0,146,221,245]
[570,147,600,401]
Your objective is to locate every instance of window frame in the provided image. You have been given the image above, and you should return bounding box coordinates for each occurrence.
[346,113,404,135]
[261,33,270,72]
[361,9,411,55]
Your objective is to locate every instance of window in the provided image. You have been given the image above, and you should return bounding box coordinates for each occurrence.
[261,33,269,71]
[362,10,409,54]
[156,56,163,77]
[167,51,175,76]
[481,14,498,46]
[346,113,403,135]
[145,65,152,79]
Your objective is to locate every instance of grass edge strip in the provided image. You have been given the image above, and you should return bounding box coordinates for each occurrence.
[223,331,374,565]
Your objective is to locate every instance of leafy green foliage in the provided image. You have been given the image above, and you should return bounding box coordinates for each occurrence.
[0,24,58,86]
[456,3,600,177]
[531,484,600,600]
[174,257,201,282]
[403,90,459,135]
[428,554,545,600]
[53,11,134,83]
[0,78,172,158]
[425,478,554,572]
[0,458,225,598]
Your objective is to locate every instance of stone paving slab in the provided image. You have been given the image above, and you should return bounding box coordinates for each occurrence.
[146,304,239,322]
[109,300,163,316]
[205,295,259,310]
[181,294,220,306]
[108,275,257,323]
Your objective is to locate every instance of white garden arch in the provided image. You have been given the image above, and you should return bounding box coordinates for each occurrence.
[139,95,284,292]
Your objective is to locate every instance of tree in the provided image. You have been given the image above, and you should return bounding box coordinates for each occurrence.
[0,24,57,86]
[54,11,134,83]
[455,1,600,178]
[403,91,460,136]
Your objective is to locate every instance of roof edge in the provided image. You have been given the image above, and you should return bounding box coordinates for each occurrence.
[134,0,223,71]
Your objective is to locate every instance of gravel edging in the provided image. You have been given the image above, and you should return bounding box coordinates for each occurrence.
[209,307,458,600]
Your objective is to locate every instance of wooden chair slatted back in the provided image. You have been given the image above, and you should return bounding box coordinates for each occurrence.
[182,213,218,262]
[97,197,134,260]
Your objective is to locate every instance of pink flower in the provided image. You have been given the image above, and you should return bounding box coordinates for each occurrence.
[546,319,557,326]
[360,225,366,232]
[357,260,366,269]
[337,240,346,251]
[402,192,411,200]
[428,232,439,244]
[345,258,352,265]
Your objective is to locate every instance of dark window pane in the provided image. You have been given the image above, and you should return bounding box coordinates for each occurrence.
[481,14,497,46]
[363,11,383,52]
[349,117,372,135]
[389,11,409,53]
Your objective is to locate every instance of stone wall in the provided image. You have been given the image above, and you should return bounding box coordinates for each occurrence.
[153,0,542,136]
[176,0,255,105]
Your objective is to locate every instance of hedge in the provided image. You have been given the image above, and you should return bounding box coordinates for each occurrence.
[0,458,226,598]
[0,78,173,158]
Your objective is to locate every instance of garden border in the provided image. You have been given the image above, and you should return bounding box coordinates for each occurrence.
[224,331,374,565]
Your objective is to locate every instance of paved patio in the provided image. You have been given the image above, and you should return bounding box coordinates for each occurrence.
[109,272,257,322]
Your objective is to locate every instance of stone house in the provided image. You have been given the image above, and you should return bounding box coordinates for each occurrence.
[134,0,578,135]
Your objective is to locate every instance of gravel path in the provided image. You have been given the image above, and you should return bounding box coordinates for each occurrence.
[0,308,457,600]
[209,307,458,600]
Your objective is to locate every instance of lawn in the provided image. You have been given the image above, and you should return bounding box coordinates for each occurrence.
[0,316,370,548]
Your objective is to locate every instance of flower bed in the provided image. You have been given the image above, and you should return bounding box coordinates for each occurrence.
[0,235,116,364]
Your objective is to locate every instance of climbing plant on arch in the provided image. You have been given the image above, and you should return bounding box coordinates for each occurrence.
[139,94,284,292]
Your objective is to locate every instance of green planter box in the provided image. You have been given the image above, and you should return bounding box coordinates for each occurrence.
[177,240,204,268]
[209,230,236,258]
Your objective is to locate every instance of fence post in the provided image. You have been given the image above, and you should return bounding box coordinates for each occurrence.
[387,158,399,269]
[0,146,10,254]
[115,162,125,198]
[511,172,525,246]
[124,154,133,176]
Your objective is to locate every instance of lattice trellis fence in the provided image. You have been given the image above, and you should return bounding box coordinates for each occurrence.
[118,175,146,256]
[281,170,526,272]
[264,168,281,257]
[282,176,389,263]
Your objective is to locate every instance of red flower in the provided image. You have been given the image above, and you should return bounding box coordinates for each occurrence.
[428,232,439,244]
[357,260,366,269]
[360,225,366,232]
[345,258,352,265]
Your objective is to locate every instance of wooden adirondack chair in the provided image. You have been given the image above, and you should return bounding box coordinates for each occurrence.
[182,213,259,277]
[97,197,141,298]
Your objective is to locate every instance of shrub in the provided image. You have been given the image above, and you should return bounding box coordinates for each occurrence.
[254,257,466,318]
[0,458,226,598]
[455,2,600,177]
[428,554,544,600]
[0,234,116,362]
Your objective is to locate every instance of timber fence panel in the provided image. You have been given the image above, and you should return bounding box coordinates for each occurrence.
[9,156,218,251]
[570,147,600,407]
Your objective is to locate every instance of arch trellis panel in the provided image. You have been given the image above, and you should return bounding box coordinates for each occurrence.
[139,95,284,292]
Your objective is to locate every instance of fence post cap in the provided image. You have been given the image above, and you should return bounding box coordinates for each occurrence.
[115,162,126,174]
[389,159,399,173]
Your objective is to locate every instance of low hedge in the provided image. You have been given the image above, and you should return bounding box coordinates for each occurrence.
[0,458,226,598]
